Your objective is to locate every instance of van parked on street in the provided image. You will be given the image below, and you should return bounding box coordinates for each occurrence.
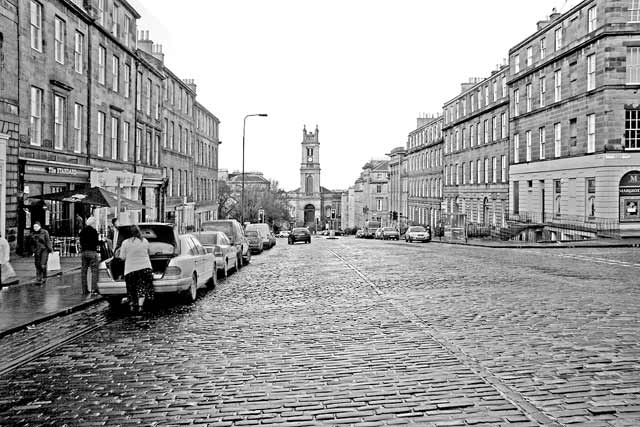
[245,223,274,249]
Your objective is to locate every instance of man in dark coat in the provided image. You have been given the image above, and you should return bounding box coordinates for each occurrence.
[80,216,100,295]
[29,221,52,284]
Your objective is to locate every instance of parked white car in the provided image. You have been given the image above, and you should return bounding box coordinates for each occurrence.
[97,223,215,307]
[188,231,237,279]
[405,225,431,243]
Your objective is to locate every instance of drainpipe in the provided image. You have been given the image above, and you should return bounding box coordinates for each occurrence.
[86,19,93,166]
[133,56,138,174]
[15,0,23,254]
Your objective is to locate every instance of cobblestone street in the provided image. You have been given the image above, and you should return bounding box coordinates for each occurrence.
[0,238,639,426]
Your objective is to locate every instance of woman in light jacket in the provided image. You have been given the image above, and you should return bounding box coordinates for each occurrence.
[0,232,11,290]
[117,225,154,313]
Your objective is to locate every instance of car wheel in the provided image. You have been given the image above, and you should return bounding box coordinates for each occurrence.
[237,253,243,270]
[223,260,229,278]
[185,273,197,303]
[209,266,218,287]
[243,251,251,266]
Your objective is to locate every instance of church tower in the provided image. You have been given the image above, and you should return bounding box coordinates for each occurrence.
[300,125,321,196]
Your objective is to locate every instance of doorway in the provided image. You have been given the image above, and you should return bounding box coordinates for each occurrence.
[303,204,315,228]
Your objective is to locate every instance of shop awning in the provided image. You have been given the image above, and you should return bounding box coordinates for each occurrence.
[30,186,150,210]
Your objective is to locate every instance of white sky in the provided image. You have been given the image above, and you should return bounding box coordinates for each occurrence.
[132,0,580,191]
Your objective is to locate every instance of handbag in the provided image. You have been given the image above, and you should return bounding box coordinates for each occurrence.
[1,262,16,282]
[46,251,61,271]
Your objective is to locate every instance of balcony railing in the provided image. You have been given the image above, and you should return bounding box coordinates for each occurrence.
[505,211,620,239]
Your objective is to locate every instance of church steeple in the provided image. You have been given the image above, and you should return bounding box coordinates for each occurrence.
[300,124,321,195]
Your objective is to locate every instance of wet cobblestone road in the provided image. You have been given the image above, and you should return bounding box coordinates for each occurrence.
[0,238,639,426]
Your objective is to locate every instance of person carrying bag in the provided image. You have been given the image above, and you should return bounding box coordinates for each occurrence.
[29,222,52,285]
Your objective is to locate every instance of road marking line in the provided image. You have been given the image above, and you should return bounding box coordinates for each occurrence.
[525,250,640,269]
[327,247,561,427]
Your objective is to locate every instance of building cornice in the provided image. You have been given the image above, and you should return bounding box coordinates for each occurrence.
[442,99,509,131]
[508,0,595,53]
[508,28,640,85]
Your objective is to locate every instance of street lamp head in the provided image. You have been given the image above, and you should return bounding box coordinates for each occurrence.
[258,114,268,117]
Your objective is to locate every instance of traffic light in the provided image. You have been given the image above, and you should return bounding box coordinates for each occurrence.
[393,211,398,220]
[331,209,336,219]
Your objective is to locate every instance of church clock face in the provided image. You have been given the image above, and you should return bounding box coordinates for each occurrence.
[307,156,313,163]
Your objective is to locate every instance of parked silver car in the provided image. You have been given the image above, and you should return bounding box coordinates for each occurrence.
[405,225,431,242]
[188,231,238,279]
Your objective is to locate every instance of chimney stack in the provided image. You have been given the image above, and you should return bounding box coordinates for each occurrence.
[549,7,561,21]
[183,78,197,94]
[137,30,153,54]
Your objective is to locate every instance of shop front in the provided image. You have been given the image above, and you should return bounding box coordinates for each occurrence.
[167,200,196,233]
[18,159,92,255]
[620,170,640,223]
[139,176,165,223]
[90,169,143,232]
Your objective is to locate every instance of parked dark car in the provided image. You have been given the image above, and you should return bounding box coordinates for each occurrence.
[381,227,400,240]
[288,227,311,244]
[245,230,264,254]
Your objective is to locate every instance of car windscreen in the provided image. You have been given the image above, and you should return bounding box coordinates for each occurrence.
[189,232,220,246]
[246,231,259,237]
[408,226,426,232]
[201,222,234,239]
[292,228,308,234]
[116,225,176,255]
[383,227,396,231]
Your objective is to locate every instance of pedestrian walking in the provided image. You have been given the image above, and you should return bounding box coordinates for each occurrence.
[80,216,100,295]
[117,225,154,313]
[0,232,13,291]
[106,217,118,250]
[75,213,84,236]
[29,221,52,285]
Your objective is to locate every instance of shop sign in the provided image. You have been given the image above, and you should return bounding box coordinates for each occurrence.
[619,171,640,196]
[26,165,47,174]
[91,170,142,188]
[47,167,78,175]
[25,165,81,176]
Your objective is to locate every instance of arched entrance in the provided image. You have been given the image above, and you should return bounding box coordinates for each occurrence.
[482,197,490,225]
[304,204,315,228]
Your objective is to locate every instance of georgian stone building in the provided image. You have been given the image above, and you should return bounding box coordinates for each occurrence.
[1,0,220,252]
[442,66,511,227]
[508,0,640,237]
[387,146,407,227]
[406,115,444,228]
[0,0,19,248]
[288,126,343,231]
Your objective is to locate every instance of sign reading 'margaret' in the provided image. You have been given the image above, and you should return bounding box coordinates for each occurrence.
[619,171,640,195]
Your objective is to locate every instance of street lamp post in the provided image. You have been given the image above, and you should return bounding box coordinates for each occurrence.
[241,113,268,225]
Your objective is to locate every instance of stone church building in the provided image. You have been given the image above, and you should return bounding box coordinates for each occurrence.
[288,126,343,231]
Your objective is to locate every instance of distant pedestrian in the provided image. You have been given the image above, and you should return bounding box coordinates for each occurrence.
[75,213,84,236]
[29,221,52,285]
[0,232,12,291]
[80,216,100,295]
[106,217,118,250]
[117,225,154,313]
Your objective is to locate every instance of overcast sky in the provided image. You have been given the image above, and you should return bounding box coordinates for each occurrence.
[132,0,580,191]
